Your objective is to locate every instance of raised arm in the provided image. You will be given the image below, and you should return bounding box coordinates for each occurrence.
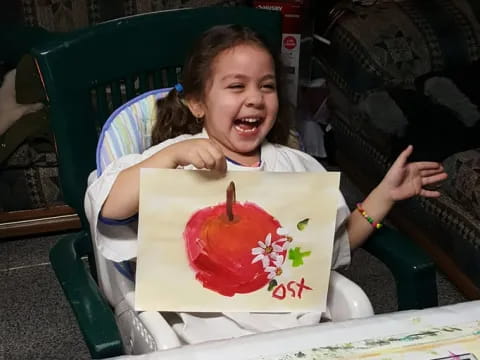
[346,145,448,249]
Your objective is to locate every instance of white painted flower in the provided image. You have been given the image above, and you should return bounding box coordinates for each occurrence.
[251,233,283,267]
[264,255,285,279]
[275,239,291,251]
[276,227,293,250]
[270,252,284,262]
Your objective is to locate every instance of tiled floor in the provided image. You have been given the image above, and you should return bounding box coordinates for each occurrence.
[0,173,467,359]
[2,234,90,360]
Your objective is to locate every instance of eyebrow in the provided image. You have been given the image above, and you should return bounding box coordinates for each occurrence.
[221,74,276,81]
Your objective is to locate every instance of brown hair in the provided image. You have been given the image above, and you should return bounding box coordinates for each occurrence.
[151,24,289,146]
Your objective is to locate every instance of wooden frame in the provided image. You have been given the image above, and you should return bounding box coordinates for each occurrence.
[0,205,81,238]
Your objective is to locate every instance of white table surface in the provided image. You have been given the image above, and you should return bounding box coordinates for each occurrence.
[110,301,480,360]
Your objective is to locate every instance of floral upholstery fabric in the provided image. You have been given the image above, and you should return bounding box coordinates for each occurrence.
[0,141,62,211]
[443,148,480,221]
[1,0,247,32]
[317,0,480,289]
[317,0,480,163]
[319,0,480,100]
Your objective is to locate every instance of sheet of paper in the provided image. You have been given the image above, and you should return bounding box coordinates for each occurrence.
[262,321,480,360]
[135,169,340,312]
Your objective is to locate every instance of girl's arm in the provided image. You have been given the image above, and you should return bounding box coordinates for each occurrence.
[346,145,448,249]
[346,184,393,249]
[101,139,226,219]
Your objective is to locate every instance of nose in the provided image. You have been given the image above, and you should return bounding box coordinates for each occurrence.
[245,88,264,108]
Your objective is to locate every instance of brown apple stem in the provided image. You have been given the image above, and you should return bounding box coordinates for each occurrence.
[226,181,236,221]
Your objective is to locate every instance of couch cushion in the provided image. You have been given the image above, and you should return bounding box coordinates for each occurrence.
[442,148,480,220]
[317,0,480,102]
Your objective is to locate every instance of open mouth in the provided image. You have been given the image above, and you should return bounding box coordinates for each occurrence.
[233,117,263,134]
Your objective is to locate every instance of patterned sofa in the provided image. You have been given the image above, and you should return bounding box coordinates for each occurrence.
[0,0,247,236]
[313,0,480,298]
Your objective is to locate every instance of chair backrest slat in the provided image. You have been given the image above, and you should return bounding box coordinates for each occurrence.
[110,80,123,110]
[32,7,281,222]
[166,67,179,87]
[139,72,149,92]
[153,70,163,88]
[125,77,136,100]
[94,85,109,121]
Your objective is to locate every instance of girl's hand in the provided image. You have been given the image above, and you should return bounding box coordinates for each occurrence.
[380,145,448,201]
[167,139,227,173]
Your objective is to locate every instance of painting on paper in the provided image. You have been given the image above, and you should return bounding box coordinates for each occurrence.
[260,321,480,360]
[135,169,340,312]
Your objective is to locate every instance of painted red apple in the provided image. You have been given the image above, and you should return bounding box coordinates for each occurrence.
[183,182,287,296]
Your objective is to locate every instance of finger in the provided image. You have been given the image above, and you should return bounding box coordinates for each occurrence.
[197,148,217,170]
[420,168,446,177]
[392,145,413,167]
[419,189,441,198]
[214,155,227,173]
[190,152,207,170]
[415,162,444,170]
[422,172,448,185]
[205,152,226,173]
[206,141,227,173]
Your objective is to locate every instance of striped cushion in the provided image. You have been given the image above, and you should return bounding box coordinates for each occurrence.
[96,88,171,176]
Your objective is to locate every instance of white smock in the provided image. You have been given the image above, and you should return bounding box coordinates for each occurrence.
[84,130,352,344]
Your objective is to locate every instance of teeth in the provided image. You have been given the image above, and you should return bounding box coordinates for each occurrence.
[235,125,257,133]
[240,117,260,123]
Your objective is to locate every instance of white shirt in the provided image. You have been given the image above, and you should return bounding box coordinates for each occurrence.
[84,131,352,343]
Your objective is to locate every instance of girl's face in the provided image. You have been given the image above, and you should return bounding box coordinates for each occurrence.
[189,44,279,164]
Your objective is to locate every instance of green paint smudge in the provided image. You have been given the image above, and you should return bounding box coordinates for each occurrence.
[288,247,312,267]
[267,279,277,291]
[297,218,310,231]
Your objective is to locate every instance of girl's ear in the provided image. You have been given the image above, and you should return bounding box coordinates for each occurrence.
[185,98,205,119]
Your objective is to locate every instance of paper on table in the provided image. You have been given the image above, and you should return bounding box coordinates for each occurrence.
[261,321,480,360]
[135,169,340,313]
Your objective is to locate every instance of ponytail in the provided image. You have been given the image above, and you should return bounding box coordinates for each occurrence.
[151,88,202,146]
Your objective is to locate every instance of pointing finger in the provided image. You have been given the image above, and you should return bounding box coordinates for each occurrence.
[393,145,413,168]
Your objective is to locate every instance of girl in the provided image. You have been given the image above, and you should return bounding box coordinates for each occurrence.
[85,24,447,343]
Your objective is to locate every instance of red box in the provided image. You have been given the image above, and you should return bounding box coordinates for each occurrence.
[254,1,304,106]
[254,1,303,34]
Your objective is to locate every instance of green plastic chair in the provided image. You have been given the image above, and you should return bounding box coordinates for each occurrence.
[32,7,438,359]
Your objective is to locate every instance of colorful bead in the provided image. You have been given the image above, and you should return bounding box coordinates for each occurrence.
[356,203,383,230]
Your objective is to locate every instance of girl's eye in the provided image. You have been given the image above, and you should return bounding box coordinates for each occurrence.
[262,83,276,91]
[228,84,244,89]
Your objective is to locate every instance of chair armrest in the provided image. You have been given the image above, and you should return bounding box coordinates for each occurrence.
[327,271,374,321]
[49,231,124,358]
[362,226,438,310]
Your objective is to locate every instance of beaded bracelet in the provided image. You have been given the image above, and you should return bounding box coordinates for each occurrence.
[356,203,383,229]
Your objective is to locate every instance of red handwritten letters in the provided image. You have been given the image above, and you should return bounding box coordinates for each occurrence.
[272,277,312,300]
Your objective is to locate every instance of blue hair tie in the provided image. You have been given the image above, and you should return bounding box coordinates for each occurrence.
[174,83,183,93]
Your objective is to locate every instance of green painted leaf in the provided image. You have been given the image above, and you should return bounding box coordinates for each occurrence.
[288,247,312,267]
[297,218,310,231]
[267,279,278,291]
